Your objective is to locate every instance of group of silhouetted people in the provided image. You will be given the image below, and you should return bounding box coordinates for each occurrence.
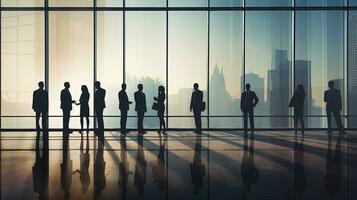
[33,80,347,135]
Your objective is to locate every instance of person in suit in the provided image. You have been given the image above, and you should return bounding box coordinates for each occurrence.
[240,83,259,134]
[134,84,147,134]
[61,82,75,133]
[190,83,204,134]
[94,81,106,133]
[118,83,132,134]
[32,81,48,131]
[289,84,306,135]
[154,85,166,133]
[324,81,346,135]
[75,85,90,134]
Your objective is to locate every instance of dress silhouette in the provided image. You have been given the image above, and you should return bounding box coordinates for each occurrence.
[324,81,345,134]
[134,84,147,134]
[241,134,259,196]
[190,134,205,194]
[75,85,90,133]
[289,84,306,135]
[190,83,204,134]
[60,82,74,133]
[324,135,342,199]
[240,83,259,134]
[119,134,130,198]
[32,130,49,199]
[32,81,48,130]
[154,86,166,133]
[94,81,106,133]
[118,83,132,134]
[135,134,147,195]
[94,137,106,197]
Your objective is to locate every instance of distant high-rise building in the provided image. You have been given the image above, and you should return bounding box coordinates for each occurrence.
[348,14,357,127]
[268,49,291,128]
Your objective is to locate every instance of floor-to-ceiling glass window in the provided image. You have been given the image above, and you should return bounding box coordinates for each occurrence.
[348,11,357,128]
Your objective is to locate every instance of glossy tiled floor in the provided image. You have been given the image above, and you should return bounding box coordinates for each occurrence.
[1,130,357,200]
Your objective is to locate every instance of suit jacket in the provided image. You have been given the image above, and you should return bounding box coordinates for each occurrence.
[94,88,106,111]
[190,90,203,111]
[134,91,147,112]
[324,88,342,111]
[240,91,259,111]
[60,89,72,111]
[119,90,130,111]
[32,89,48,113]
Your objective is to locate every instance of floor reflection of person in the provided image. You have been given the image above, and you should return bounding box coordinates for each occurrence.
[61,133,74,200]
[74,131,90,194]
[241,134,259,198]
[293,134,306,197]
[150,133,167,191]
[94,136,106,197]
[32,130,49,199]
[324,135,343,199]
[119,134,130,198]
[135,134,147,195]
[190,134,205,194]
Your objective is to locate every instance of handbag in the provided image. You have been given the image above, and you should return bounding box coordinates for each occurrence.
[288,96,295,108]
[152,102,159,111]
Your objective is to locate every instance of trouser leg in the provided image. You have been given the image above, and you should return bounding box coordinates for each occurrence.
[243,111,248,133]
[249,109,254,133]
[326,109,332,131]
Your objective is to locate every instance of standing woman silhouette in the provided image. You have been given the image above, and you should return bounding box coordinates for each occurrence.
[289,84,306,135]
[76,85,90,133]
[154,86,166,133]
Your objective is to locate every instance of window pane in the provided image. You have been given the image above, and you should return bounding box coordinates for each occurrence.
[126,0,166,7]
[296,11,344,128]
[49,0,92,7]
[168,11,208,121]
[2,0,43,7]
[49,12,93,128]
[209,11,242,128]
[296,0,343,6]
[97,0,123,7]
[245,11,292,128]
[97,12,123,128]
[169,0,207,7]
[210,0,241,7]
[126,11,166,129]
[1,11,44,118]
[245,0,291,7]
[348,11,357,127]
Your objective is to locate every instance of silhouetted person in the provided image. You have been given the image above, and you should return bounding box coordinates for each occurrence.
[94,81,106,133]
[61,133,74,200]
[324,135,342,200]
[94,136,106,197]
[118,83,132,134]
[134,84,147,134]
[32,81,48,131]
[61,82,75,133]
[324,81,346,135]
[119,134,129,198]
[150,133,167,191]
[32,130,49,200]
[293,134,306,196]
[154,85,166,133]
[74,130,90,194]
[289,84,306,135]
[241,134,259,197]
[190,83,204,134]
[241,83,259,134]
[75,85,90,134]
[135,135,147,195]
[190,134,205,194]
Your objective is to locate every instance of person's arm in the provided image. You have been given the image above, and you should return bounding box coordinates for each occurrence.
[32,91,36,110]
[190,93,193,111]
[144,94,147,112]
[240,93,244,111]
[338,90,342,111]
[45,92,49,113]
[324,91,328,103]
[253,92,259,107]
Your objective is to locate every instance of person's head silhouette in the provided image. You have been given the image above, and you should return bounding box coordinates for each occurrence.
[158,85,165,93]
[64,82,70,89]
[81,85,89,94]
[95,81,101,89]
[297,84,304,93]
[121,83,127,91]
[193,83,199,91]
[138,84,143,91]
[246,83,251,91]
[328,80,335,89]
[38,81,44,90]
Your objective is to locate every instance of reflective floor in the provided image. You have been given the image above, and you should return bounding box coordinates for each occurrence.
[1,130,357,200]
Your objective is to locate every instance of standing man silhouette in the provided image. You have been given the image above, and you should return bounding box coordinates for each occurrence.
[241,83,259,134]
[119,83,132,134]
[94,81,106,133]
[61,82,74,133]
[190,83,203,134]
[134,84,147,134]
[32,81,48,130]
[324,80,346,135]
